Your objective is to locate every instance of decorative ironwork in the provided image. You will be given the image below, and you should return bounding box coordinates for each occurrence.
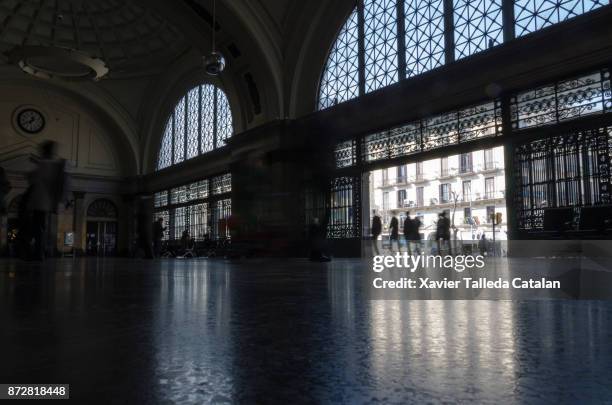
[201,84,216,153]
[154,191,168,208]
[515,127,612,230]
[154,174,231,241]
[318,8,360,109]
[361,99,502,161]
[216,89,233,148]
[457,100,503,141]
[511,69,612,129]
[335,139,357,168]
[186,87,200,159]
[328,176,361,238]
[212,173,232,195]
[173,96,186,165]
[515,0,609,37]
[157,84,233,170]
[213,199,232,239]
[318,1,611,110]
[454,0,503,60]
[171,186,187,204]
[87,199,118,218]
[423,110,460,149]
[157,119,173,170]
[155,210,170,241]
[187,180,209,201]
[362,122,421,162]
[404,0,445,77]
[188,203,209,241]
[364,0,399,93]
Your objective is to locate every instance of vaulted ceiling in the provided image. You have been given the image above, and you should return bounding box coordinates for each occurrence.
[0,0,190,76]
[0,0,356,173]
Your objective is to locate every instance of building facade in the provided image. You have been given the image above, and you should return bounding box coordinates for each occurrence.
[370,147,507,242]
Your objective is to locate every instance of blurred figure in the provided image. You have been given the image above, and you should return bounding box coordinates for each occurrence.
[180,229,190,251]
[403,212,413,254]
[24,141,66,260]
[371,210,382,256]
[436,211,452,255]
[152,217,165,258]
[409,213,422,255]
[135,196,154,259]
[309,217,330,262]
[389,215,399,253]
[478,233,488,256]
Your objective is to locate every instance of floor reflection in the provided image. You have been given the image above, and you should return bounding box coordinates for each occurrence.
[0,258,611,404]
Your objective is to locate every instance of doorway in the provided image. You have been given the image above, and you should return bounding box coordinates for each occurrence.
[86,199,119,256]
[86,221,117,256]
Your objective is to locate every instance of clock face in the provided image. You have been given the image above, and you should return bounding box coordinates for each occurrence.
[17,109,45,134]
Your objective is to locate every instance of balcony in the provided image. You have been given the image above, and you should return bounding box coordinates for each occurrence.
[458,165,475,175]
[381,178,392,187]
[396,176,408,185]
[409,173,429,183]
[463,190,505,203]
[437,168,457,179]
[480,161,503,173]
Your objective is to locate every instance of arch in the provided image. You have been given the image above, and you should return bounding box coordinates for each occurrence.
[156,82,234,171]
[87,199,118,219]
[0,74,140,175]
[313,0,609,112]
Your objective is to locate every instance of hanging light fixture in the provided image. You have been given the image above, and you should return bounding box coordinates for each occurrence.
[203,0,225,76]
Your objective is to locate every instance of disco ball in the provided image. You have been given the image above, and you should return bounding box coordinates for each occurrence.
[203,51,226,76]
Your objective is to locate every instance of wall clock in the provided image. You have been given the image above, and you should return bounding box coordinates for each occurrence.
[16,108,46,134]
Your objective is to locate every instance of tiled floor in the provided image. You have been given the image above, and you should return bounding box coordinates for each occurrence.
[1,258,611,404]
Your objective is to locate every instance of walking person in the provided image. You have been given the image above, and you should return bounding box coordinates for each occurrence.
[410,214,422,255]
[371,210,382,256]
[135,196,154,259]
[403,213,413,255]
[389,215,399,253]
[152,217,166,258]
[436,211,452,255]
[24,141,66,260]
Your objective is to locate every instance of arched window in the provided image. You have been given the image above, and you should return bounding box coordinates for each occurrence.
[318,0,609,110]
[87,199,118,218]
[157,84,233,170]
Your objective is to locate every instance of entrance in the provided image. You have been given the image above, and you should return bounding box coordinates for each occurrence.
[86,199,119,256]
[86,221,117,256]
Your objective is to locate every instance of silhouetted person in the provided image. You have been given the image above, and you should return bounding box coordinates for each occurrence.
[371,210,382,255]
[180,229,191,252]
[152,217,166,258]
[436,212,452,255]
[389,216,399,253]
[309,217,330,262]
[479,233,488,256]
[24,141,66,260]
[409,213,422,255]
[403,214,412,254]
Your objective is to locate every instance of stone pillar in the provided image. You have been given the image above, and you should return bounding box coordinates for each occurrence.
[0,214,7,256]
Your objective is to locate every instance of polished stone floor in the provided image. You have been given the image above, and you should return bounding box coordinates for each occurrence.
[1,258,612,404]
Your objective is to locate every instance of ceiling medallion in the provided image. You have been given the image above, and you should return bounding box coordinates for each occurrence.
[203,0,225,76]
[10,46,109,81]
